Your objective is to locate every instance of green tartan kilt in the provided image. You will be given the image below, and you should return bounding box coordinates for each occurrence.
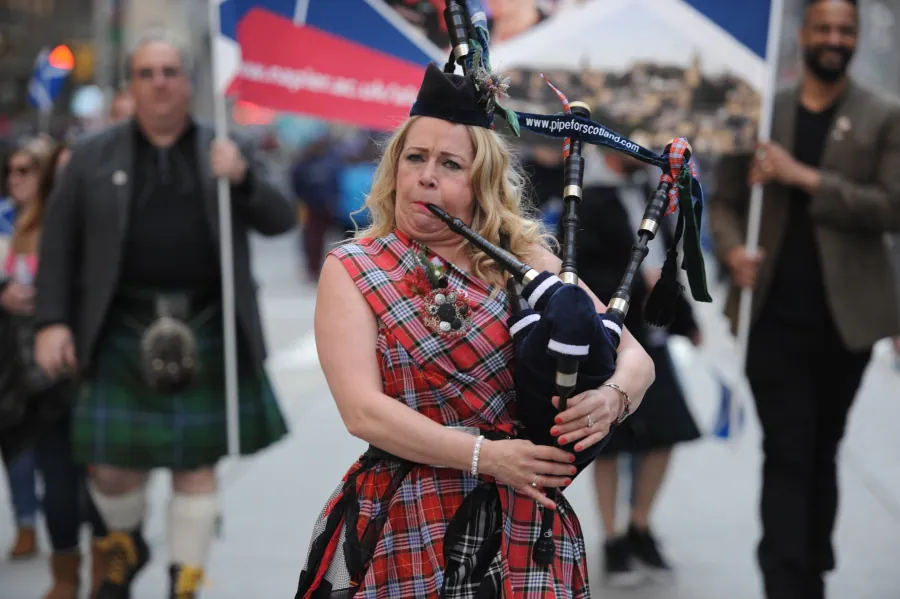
[72,295,289,470]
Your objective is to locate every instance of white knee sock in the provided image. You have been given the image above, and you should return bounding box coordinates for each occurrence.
[88,482,146,532]
[167,493,220,567]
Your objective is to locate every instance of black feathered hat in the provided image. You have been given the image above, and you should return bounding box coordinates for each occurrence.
[407,4,519,135]
[409,63,494,129]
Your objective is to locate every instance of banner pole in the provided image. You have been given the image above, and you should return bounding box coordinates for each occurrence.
[38,108,51,134]
[732,0,785,435]
[208,0,241,459]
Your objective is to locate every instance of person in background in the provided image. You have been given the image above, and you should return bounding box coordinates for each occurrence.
[387,1,450,48]
[333,133,380,235]
[12,141,111,599]
[486,0,548,42]
[109,89,135,124]
[709,1,900,597]
[33,30,294,599]
[520,143,565,228]
[0,136,54,560]
[576,145,702,588]
[290,132,343,281]
[0,153,19,252]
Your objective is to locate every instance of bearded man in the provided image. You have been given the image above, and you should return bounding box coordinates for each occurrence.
[708,1,900,598]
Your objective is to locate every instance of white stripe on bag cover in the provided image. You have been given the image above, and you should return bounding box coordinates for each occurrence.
[602,320,622,337]
[509,313,540,337]
[526,275,561,308]
[547,339,590,356]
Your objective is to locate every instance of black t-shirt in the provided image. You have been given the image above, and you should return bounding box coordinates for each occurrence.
[118,121,221,291]
[761,102,837,325]
[522,158,564,209]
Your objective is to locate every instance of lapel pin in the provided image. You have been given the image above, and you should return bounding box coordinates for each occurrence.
[112,170,128,186]
[833,116,852,140]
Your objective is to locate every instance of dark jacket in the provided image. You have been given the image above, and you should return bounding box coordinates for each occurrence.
[709,81,900,350]
[34,119,296,368]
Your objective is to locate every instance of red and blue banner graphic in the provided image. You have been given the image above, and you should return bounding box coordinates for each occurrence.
[217,0,443,131]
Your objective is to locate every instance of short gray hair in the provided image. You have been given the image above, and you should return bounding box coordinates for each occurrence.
[123,28,194,81]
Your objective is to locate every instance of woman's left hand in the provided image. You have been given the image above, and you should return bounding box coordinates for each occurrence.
[550,387,623,451]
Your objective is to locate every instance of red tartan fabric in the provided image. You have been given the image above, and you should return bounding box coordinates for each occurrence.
[298,230,591,599]
[658,137,696,215]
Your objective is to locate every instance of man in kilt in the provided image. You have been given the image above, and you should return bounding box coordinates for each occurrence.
[33,30,295,599]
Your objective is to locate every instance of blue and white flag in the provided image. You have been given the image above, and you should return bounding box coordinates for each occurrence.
[27,48,72,113]
[0,198,16,236]
[711,369,746,440]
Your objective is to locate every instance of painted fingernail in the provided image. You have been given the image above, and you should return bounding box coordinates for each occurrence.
[563,478,572,486]
[558,436,567,444]
[569,455,576,463]
[550,427,559,436]
[554,416,562,424]
[570,467,578,475]
[574,444,583,451]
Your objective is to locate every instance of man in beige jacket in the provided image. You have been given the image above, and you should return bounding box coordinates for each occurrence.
[709,1,900,598]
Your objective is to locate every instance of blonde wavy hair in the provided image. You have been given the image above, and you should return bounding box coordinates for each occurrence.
[352,116,556,288]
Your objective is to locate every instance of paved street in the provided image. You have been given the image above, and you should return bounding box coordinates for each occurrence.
[2,231,899,598]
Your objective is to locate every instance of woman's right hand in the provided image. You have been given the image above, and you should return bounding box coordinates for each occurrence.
[478,439,577,510]
[0,282,35,316]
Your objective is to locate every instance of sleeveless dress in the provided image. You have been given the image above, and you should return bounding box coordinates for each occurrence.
[294,230,590,599]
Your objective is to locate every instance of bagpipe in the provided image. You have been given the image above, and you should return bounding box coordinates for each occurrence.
[433,1,712,564]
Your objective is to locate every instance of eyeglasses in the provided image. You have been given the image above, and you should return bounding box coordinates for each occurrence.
[133,66,183,81]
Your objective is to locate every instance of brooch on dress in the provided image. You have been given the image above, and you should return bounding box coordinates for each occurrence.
[404,250,476,337]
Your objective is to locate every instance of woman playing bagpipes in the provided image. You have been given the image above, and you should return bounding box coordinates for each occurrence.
[292,48,659,599]
[295,0,716,593]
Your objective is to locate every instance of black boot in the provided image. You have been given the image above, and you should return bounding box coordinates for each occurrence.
[626,523,674,583]
[602,536,642,588]
[94,530,151,599]
[169,564,206,599]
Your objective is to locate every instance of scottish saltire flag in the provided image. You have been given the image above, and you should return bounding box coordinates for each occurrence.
[680,0,778,62]
[0,198,16,236]
[215,0,444,131]
[711,371,747,440]
[27,48,72,112]
[0,197,16,275]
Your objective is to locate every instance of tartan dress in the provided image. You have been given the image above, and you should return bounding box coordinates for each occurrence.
[294,230,591,599]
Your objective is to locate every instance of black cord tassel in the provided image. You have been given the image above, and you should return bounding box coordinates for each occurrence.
[644,201,686,327]
[644,245,683,327]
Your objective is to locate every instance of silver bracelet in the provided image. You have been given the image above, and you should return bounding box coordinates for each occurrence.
[470,435,485,476]
[602,383,631,423]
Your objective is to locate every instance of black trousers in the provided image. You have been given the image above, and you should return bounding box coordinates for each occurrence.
[33,414,108,551]
[746,314,871,599]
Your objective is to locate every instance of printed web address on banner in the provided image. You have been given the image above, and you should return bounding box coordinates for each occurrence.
[522,116,641,154]
[240,62,419,106]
